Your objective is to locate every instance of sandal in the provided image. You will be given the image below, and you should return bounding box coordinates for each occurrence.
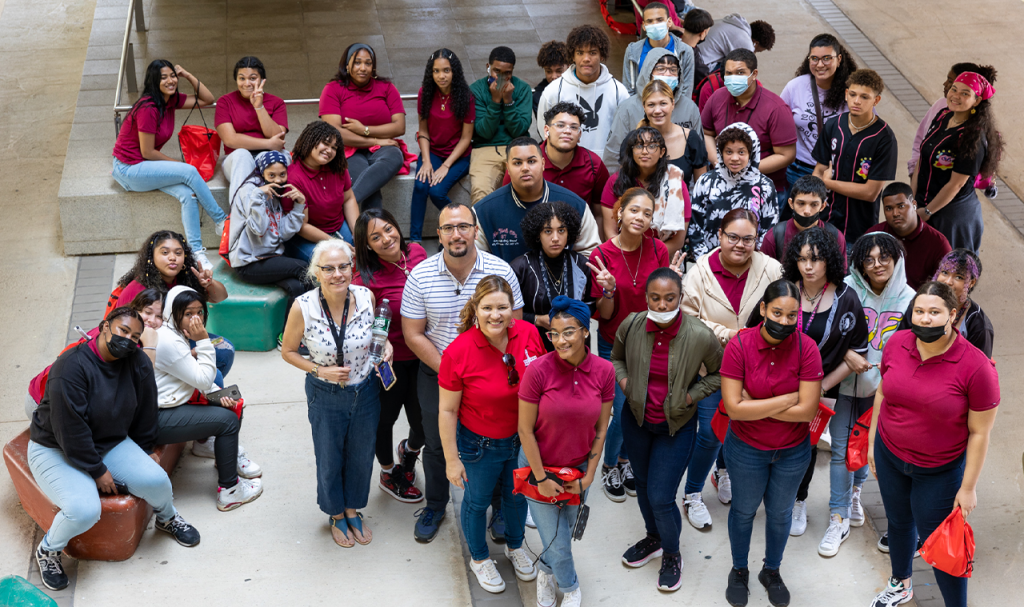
[346,512,372,545]
[329,516,355,548]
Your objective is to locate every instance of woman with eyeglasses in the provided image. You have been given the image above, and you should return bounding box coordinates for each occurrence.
[688,123,779,259]
[680,208,782,529]
[281,239,393,548]
[639,79,708,185]
[438,275,545,593]
[614,268,723,592]
[518,295,615,607]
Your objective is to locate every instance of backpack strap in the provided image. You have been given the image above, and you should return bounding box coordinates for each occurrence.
[772,222,787,260]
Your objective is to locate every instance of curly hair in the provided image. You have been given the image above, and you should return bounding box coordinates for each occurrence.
[934,248,983,299]
[543,101,585,125]
[846,69,884,95]
[716,126,753,156]
[848,232,906,277]
[419,49,472,121]
[354,208,409,286]
[639,79,675,127]
[614,127,667,199]
[566,25,610,61]
[291,120,347,175]
[951,63,997,85]
[457,275,515,334]
[956,97,1004,179]
[332,43,389,85]
[117,230,207,294]
[782,227,846,286]
[750,20,776,51]
[795,34,858,111]
[520,200,582,252]
[537,41,571,69]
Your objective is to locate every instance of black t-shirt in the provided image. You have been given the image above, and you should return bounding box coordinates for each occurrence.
[812,112,898,244]
[915,109,985,206]
[668,127,709,184]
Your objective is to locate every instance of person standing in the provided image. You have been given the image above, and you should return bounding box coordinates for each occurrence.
[534,41,572,116]
[401,202,524,542]
[868,182,951,290]
[679,8,713,97]
[622,2,695,99]
[696,15,775,72]
[760,175,846,267]
[640,79,709,185]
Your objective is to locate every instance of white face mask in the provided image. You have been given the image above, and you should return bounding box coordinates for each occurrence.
[647,307,679,324]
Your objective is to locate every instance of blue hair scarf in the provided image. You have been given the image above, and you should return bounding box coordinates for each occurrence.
[549,295,591,329]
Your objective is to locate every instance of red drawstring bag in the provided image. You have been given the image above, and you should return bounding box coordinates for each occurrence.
[513,466,584,505]
[919,507,975,578]
[711,400,834,445]
[218,216,232,266]
[178,93,221,182]
[712,400,730,444]
[846,407,873,471]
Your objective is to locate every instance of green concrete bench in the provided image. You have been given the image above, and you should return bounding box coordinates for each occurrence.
[206,260,286,352]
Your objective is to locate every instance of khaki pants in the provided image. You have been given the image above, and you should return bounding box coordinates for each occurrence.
[469,146,507,204]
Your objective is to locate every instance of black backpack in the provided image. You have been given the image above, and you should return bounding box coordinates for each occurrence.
[772,221,840,262]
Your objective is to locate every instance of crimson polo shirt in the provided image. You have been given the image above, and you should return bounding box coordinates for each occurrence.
[439,322,546,439]
[351,243,428,361]
[708,250,749,313]
[519,350,616,467]
[502,141,610,208]
[720,325,823,450]
[113,93,187,165]
[867,220,951,290]
[701,84,798,193]
[319,78,405,127]
[644,313,682,424]
[286,161,352,234]
[877,329,999,467]
[418,88,476,158]
[589,237,670,344]
[214,90,288,154]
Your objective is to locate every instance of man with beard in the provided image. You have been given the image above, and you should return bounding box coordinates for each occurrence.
[401,202,524,543]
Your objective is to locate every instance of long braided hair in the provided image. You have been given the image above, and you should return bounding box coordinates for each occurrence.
[291,120,347,175]
[117,230,207,294]
[419,49,473,121]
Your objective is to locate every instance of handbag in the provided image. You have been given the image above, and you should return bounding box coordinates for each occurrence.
[846,407,872,471]
[217,215,232,267]
[178,86,221,182]
[513,466,584,506]
[919,507,975,578]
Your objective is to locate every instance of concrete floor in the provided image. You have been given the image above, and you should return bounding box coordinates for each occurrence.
[1,0,1023,605]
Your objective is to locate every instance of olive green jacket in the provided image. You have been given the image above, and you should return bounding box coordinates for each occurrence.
[611,311,723,435]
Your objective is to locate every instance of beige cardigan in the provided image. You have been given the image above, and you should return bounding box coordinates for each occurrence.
[682,249,783,345]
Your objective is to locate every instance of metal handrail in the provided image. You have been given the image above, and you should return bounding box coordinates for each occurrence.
[114,95,419,114]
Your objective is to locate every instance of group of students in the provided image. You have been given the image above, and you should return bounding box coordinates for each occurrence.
[22,3,1004,607]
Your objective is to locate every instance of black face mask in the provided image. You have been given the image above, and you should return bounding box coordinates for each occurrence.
[764,318,797,341]
[106,332,136,359]
[793,212,819,228]
[911,322,947,343]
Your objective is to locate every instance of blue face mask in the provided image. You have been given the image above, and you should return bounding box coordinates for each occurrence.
[652,75,679,91]
[724,74,751,97]
[645,21,669,41]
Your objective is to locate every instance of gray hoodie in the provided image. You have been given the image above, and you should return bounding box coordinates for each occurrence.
[228,179,306,267]
[535,63,629,160]
[622,33,695,99]
[603,47,703,170]
[696,14,754,69]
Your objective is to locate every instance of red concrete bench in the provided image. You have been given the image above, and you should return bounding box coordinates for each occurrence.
[3,429,184,562]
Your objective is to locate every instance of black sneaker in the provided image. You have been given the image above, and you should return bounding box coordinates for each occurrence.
[622,535,663,567]
[155,513,201,547]
[414,507,446,543]
[726,567,750,607]
[602,464,626,502]
[396,439,420,484]
[876,532,923,557]
[379,467,423,503]
[657,552,683,591]
[758,567,791,607]
[488,508,506,543]
[35,542,68,591]
[619,461,636,497]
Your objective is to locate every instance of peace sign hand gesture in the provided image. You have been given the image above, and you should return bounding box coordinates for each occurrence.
[669,250,687,278]
[585,257,616,293]
[250,79,266,109]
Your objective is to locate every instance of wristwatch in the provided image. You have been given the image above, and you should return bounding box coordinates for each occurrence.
[364,126,370,136]
[923,207,933,217]
[308,364,320,378]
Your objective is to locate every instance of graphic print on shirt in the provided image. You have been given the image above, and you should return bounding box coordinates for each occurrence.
[490,226,520,250]
[577,94,604,133]
[855,157,872,180]
[933,149,955,170]
[863,306,903,349]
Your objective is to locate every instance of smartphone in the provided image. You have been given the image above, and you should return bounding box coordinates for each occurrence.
[206,384,242,403]
[572,503,590,540]
[495,73,509,92]
[377,360,397,391]
[113,481,129,495]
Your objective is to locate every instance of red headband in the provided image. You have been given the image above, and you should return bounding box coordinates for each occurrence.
[954,72,995,101]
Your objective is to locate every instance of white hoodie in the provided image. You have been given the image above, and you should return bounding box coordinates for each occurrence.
[535,64,629,159]
[154,285,219,408]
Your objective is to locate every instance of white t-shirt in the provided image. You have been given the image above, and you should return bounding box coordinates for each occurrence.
[780,75,847,166]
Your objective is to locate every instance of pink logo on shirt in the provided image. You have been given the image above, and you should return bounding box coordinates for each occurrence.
[933,150,955,170]
[856,157,872,180]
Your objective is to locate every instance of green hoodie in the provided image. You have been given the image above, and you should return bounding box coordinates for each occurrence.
[469,75,533,148]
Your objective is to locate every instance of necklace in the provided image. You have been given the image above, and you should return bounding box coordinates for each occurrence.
[798,280,828,334]
[616,236,643,287]
[510,182,549,210]
[385,251,410,276]
[947,115,967,129]
[439,93,451,112]
[848,113,877,134]
[543,255,564,292]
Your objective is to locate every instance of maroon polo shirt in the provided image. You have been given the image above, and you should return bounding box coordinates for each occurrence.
[760,219,847,270]
[319,78,405,127]
[502,141,610,208]
[351,243,428,361]
[644,313,682,424]
[214,90,288,155]
[286,161,352,234]
[708,250,749,313]
[867,220,951,290]
[701,84,798,193]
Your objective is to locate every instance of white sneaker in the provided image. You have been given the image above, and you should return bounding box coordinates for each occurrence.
[193,248,213,271]
[561,587,582,607]
[469,558,505,593]
[850,486,865,527]
[217,477,263,512]
[237,447,262,479]
[536,570,557,607]
[504,545,538,581]
[525,506,537,529]
[871,576,913,606]
[714,468,732,504]
[683,492,712,529]
[790,500,808,536]
[191,438,216,459]
[215,220,226,237]
[818,513,851,557]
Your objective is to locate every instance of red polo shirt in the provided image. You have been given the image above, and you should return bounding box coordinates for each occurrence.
[286,161,352,234]
[589,237,670,344]
[519,350,615,467]
[113,93,187,165]
[720,325,823,450]
[419,88,476,158]
[319,78,405,127]
[708,250,749,313]
[351,243,428,361]
[503,141,610,208]
[877,329,999,467]
[214,91,288,154]
[644,313,682,424]
[867,220,951,290]
[701,85,798,193]
[439,322,546,439]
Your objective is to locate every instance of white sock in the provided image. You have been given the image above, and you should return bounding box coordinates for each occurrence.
[381,464,394,473]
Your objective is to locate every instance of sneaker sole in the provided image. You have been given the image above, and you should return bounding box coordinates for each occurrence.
[475,580,506,594]
[190,448,216,459]
[238,469,263,479]
[622,548,663,568]
[657,577,682,592]
[603,486,627,503]
[818,530,850,557]
[38,577,69,592]
[378,480,424,503]
[506,555,539,581]
[789,525,806,537]
[156,525,201,547]
[877,540,889,553]
[623,487,637,497]
[849,515,865,527]
[683,505,712,530]
[217,485,264,512]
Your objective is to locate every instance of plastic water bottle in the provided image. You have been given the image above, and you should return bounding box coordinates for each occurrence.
[369,298,391,364]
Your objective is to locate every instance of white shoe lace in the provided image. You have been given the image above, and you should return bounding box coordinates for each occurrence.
[537,571,556,605]
[164,514,191,532]
[603,466,622,489]
[475,559,502,585]
[506,547,533,573]
[38,549,64,575]
[876,578,910,604]
[851,488,863,516]
[620,461,634,482]
[685,493,709,517]
[822,517,844,548]
[562,587,582,607]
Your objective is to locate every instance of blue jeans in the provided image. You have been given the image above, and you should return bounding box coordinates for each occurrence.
[518,450,588,592]
[190,334,234,384]
[409,153,471,241]
[875,436,967,607]
[683,389,727,494]
[829,394,870,516]
[28,438,177,552]
[284,225,354,263]
[621,416,697,555]
[457,424,526,561]
[597,335,628,467]
[725,430,810,570]
[305,375,380,515]
[112,157,227,255]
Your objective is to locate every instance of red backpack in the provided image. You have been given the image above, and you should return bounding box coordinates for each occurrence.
[218,216,232,267]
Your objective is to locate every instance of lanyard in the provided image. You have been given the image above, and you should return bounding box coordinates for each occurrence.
[798,281,828,335]
[319,290,350,367]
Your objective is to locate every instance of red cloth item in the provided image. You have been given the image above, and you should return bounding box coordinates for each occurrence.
[319,78,405,127]
[519,351,615,467]
[589,237,669,344]
[351,243,428,361]
[214,91,288,155]
[712,399,834,446]
[919,507,975,578]
[708,250,750,313]
[116,277,179,309]
[439,322,546,439]
[504,141,610,208]
[178,119,221,181]
[719,325,824,450]
[28,328,101,404]
[113,93,187,165]
[513,465,585,505]
[877,330,999,467]
[846,406,872,472]
[867,220,951,289]
[953,72,994,101]
[418,88,476,158]
[644,314,682,424]
[286,161,352,234]
[760,219,848,268]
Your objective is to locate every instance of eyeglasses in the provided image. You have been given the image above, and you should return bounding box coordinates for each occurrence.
[546,328,581,342]
[502,353,520,386]
[550,122,581,133]
[438,223,475,236]
[652,66,680,76]
[863,254,893,269]
[318,263,352,274]
[633,142,662,152]
[722,232,756,246]
[808,55,835,65]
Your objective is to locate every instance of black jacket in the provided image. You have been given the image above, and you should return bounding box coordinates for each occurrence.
[897,299,994,358]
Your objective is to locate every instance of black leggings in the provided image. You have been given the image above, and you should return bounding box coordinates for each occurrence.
[232,256,310,330]
[796,446,817,502]
[375,358,425,466]
[156,404,240,488]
